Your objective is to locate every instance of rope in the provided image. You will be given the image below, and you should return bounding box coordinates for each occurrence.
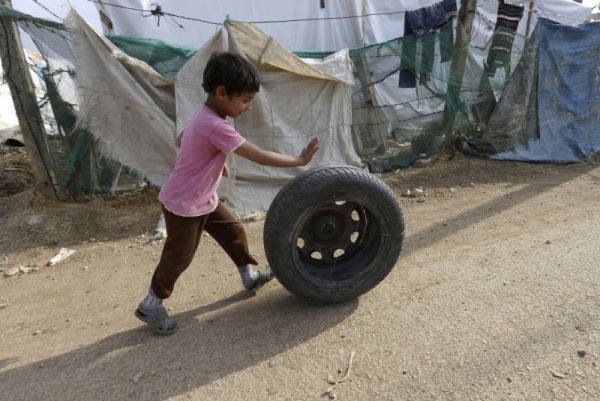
[30,0,62,20]
[85,0,409,26]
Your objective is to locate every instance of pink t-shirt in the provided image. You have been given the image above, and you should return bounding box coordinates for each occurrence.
[158,105,245,216]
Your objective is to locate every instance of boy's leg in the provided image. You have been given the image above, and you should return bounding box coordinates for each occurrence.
[136,208,207,334]
[203,201,272,290]
[203,201,258,267]
[150,207,208,298]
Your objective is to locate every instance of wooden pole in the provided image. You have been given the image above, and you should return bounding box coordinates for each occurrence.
[525,1,534,37]
[355,56,388,156]
[442,0,477,130]
[0,0,56,198]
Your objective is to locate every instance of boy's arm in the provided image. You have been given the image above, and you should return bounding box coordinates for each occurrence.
[234,137,320,167]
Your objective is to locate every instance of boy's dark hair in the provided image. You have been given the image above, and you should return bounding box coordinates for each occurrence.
[202,52,260,96]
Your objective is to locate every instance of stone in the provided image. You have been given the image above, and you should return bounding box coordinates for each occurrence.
[27,215,42,226]
[411,187,425,197]
[4,266,20,277]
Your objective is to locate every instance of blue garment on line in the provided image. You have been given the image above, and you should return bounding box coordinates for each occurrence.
[399,0,457,88]
[405,0,457,39]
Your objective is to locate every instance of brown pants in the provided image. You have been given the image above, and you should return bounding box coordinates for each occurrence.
[151,201,258,298]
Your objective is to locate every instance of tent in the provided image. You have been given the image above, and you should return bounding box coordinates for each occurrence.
[65,11,360,214]
[1,0,598,208]
[93,0,598,168]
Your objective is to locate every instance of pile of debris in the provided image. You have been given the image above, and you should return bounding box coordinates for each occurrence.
[0,142,34,197]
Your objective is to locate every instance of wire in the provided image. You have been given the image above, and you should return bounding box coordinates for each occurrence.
[85,0,141,13]
[140,3,184,28]
[31,0,63,20]
[243,10,407,24]
[86,0,220,25]
[85,0,408,26]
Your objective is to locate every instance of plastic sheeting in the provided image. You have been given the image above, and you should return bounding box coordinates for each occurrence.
[176,20,361,213]
[463,25,541,154]
[95,0,594,52]
[65,11,178,186]
[466,18,600,162]
[0,67,19,135]
[508,0,593,26]
[63,10,359,212]
[95,0,443,51]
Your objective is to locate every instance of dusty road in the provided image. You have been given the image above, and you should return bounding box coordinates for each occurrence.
[1,154,599,400]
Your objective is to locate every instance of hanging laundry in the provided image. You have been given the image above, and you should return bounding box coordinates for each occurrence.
[439,18,454,63]
[496,1,524,30]
[399,21,417,88]
[405,0,457,39]
[399,0,457,88]
[484,0,525,77]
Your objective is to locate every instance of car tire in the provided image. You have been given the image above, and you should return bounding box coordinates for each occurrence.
[263,165,405,303]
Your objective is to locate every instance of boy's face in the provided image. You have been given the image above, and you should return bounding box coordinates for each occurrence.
[216,87,256,118]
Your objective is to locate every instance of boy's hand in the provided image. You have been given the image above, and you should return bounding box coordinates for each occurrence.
[299,137,320,166]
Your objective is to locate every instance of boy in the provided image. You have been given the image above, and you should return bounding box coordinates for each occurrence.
[135,52,320,335]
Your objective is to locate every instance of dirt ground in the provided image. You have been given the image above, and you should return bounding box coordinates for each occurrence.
[1,144,600,401]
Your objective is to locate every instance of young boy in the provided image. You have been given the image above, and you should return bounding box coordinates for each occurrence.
[135,52,320,335]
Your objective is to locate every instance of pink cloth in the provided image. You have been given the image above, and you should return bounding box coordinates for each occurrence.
[159,104,245,216]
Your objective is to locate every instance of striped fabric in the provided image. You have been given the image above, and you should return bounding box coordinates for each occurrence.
[496,1,524,30]
[484,1,525,76]
[485,28,517,75]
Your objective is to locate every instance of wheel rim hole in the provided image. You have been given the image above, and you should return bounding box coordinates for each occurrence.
[310,251,323,260]
[351,210,360,221]
[335,200,347,205]
[333,249,345,258]
[297,238,305,249]
[350,231,359,243]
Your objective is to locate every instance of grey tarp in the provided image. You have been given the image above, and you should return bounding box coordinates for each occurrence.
[465,18,600,162]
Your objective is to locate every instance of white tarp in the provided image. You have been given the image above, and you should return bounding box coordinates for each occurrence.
[65,11,177,186]
[176,20,361,213]
[508,0,593,26]
[95,0,594,52]
[95,0,443,51]
[0,95,21,145]
[0,72,19,135]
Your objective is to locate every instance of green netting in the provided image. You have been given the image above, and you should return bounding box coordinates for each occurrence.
[0,5,63,29]
[293,20,526,170]
[107,35,196,79]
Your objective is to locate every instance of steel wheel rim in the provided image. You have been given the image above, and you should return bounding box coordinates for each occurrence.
[294,200,381,282]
